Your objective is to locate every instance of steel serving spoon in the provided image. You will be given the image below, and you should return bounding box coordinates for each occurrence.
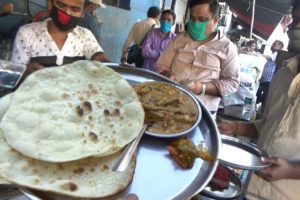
[112,124,148,172]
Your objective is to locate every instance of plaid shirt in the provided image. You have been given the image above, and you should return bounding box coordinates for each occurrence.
[261,60,276,83]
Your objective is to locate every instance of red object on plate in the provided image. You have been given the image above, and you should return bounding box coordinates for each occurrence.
[208,165,230,191]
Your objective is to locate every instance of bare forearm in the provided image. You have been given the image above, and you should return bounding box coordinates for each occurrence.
[287,163,300,179]
[234,122,258,139]
[92,52,110,62]
[206,82,221,96]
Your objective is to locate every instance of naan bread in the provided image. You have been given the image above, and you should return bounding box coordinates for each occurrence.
[0,131,136,199]
[0,61,144,162]
[0,175,11,186]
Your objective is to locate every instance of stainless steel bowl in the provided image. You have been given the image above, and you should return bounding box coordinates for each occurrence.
[136,81,202,138]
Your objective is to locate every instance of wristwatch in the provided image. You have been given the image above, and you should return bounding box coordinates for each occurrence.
[201,83,207,95]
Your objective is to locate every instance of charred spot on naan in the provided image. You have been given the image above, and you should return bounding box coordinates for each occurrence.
[73,167,85,174]
[82,101,92,112]
[60,181,78,192]
[88,132,98,143]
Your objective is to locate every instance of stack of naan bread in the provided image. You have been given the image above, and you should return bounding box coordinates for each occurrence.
[0,61,145,199]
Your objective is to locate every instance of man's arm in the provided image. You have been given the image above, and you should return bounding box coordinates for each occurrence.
[91,52,110,62]
[11,26,31,65]
[217,119,259,139]
[141,30,160,59]
[212,42,240,97]
[154,38,177,76]
[84,29,110,62]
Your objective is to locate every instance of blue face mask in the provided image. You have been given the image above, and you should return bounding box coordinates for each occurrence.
[160,20,172,33]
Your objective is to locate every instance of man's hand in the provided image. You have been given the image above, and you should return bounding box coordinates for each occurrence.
[217,119,237,136]
[25,62,44,76]
[256,157,293,182]
[121,57,127,64]
[92,52,110,62]
[186,80,202,95]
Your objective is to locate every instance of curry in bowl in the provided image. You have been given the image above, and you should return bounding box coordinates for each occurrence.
[134,82,200,136]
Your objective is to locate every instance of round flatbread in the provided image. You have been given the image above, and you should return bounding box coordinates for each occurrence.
[0,93,13,120]
[0,131,136,199]
[0,61,144,162]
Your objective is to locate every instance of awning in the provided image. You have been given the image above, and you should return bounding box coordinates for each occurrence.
[220,0,292,40]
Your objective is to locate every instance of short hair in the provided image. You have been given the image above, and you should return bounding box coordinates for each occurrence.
[161,9,176,22]
[188,0,220,17]
[147,6,160,18]
[274,40,284,49]
[247,40,256,47]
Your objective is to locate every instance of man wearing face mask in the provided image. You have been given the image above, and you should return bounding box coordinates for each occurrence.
[218,1,300,199]
[11,0,110,77]
[141,9,176,71]
[154,0,239,113]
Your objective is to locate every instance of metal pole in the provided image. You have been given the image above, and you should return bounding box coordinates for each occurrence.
[250,0,256,39]
[171,0,177,10]
[162,0,166,10]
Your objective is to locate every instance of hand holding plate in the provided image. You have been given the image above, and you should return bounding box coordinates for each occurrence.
[256,157,294,182]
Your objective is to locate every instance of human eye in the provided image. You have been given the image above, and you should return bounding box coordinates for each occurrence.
[71,7,82,12]
[56,2,66,9]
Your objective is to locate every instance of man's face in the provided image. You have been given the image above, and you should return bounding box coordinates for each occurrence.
[51,0,85,17]
[271,41,282,52]
[190,4,218,36]
[161,13,175,24]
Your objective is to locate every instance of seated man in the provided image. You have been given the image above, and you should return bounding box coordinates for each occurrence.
[141,9,176,71]
[155,0,239,113]
[11,0,110,77]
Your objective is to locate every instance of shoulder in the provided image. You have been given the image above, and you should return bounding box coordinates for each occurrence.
[211,34,238,55]
[74,25,94,36]
[18,22,43,34]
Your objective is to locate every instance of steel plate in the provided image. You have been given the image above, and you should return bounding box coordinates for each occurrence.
[21,64,221,200]
[201,165,243,199]
[0,59,25,89]
[219,135,269,170]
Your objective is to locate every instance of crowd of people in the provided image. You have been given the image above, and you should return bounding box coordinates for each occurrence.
[0,0,300,199]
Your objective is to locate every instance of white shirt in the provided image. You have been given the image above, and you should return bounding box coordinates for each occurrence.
[11,19,103,66]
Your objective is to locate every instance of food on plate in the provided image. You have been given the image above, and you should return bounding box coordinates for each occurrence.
[167,137,199,169]
[208,165,230,191]
[167,137,215,169]
[0,130,136,199]
[134,82,198,134]
[0,61,145,162]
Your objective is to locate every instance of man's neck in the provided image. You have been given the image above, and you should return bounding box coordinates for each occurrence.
[47,20,71,50]
[160,31,169,38]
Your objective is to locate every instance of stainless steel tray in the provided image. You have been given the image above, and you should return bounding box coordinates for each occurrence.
[219,135,269,170]
[22,64,222,200]
[201,165,243,199]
